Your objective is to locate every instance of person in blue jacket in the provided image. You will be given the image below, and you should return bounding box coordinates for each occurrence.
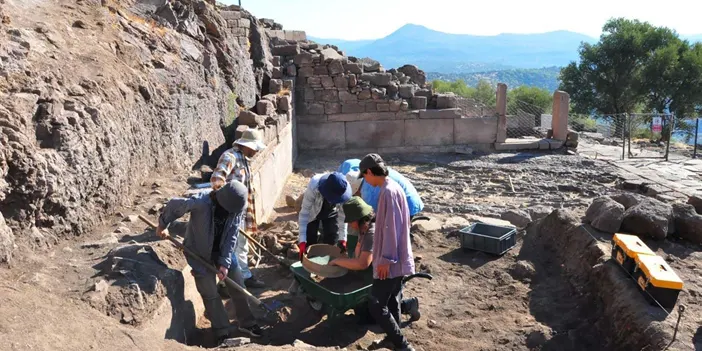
[338,158,424,217]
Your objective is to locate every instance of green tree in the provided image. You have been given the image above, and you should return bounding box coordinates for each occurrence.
[473,79,496,106]
[507,86,552,112]
[559,18,673,115]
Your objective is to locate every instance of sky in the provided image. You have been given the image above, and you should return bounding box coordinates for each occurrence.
[222,0,702,40]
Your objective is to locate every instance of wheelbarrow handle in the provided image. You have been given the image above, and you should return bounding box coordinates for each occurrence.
[137,215,271,312]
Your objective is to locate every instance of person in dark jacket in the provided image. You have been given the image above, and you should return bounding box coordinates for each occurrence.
[156,180,262,344]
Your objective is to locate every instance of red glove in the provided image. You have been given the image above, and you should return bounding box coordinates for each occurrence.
[298,242,306,260]
[337,240,347,254]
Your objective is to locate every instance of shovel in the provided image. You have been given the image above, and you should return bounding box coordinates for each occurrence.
[138,215,283,321]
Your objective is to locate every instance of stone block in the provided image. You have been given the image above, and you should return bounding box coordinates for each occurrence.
[387,82,399,98]
[334,76,348,89]
[345,120,405,148]
[307,77,321,86]
[304,102,325,115]
[325,102,342,114]
[298,122,345,150]
[371,88,386,100]
[271,56,281,66]
[389,100,402,112]
[348,74,357,87]
[286,65,297,77]
[238,110,265,128]
[221,11,242,20]
[314,65,329,75]
[344,63,363,74]
[304,87,315,101]
[269,79,283,94]
[399,84,416,99]
[283,79,294,91]
[328,112,399,122]
[415,89,432,98]
[359,73,392,87]
[320,47,343,61]
[277,95,291,112]
[271,44,300,56]
[297,67,314,78]
[328,59,344,75]
[454,117,498,144]
[321,76,335,89]
[358,89,371,100]
[338,90,357,102]
[377,103,390,112]
[419,108,461,119]
[365,102,377,112]
[293,52,313,65]
[234,124,249,140]
[405,119,454,146]
[436,93,458,109]
[341,102,366,114]
[239,18,251,28]
[272,67,283,79]
[397,111,420,119]
[297,114,326,123]
[411,96,427,110]
[317,89,338,102]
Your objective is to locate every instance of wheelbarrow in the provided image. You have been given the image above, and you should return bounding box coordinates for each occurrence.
[291,214,433,322]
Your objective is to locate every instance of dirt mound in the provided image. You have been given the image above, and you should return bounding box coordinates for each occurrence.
[0,0,271,263]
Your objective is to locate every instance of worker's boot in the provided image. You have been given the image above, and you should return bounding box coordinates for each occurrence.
[245,276,265,289]
[407,297,421,322]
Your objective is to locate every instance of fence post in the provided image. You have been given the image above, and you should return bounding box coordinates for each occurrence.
[621,114,626,160]
[664,114,673,161]
[694,118,699,159]
[495,83,507,143]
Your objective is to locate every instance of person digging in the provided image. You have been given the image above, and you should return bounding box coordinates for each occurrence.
[328,196,421,325]
[345,154,417,351]
[156,180,263,345]
[211,127,266,289]
[297,171,352,259]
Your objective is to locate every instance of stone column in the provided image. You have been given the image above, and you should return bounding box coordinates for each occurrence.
[551,90,570,141]
[495,83,507,143]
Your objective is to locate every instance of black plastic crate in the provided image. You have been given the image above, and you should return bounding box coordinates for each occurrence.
[459,222,517,255]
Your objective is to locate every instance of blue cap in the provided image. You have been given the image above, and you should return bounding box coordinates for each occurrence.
[318,172,352,205]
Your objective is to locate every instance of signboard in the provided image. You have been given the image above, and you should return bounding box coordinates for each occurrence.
[652,117,663,133]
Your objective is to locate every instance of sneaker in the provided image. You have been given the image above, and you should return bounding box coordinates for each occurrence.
[407,297,421,322]
[238,324,263,338]
[245,277,266,289]
[396,344,415,351]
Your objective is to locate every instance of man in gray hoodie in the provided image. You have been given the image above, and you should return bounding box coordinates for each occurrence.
[156,180,262,344]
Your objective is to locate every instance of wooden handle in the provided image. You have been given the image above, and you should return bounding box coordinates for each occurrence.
[137,215,267,309]
[238,228,290,268]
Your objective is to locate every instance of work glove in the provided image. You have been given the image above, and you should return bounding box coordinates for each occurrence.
[297,242,306,260]
[337,240,347,255]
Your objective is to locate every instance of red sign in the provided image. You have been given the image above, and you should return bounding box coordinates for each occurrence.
[652,117,663,133]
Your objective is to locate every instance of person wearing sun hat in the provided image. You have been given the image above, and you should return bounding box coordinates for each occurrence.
[297,171,352,259]
[210,127,267,289]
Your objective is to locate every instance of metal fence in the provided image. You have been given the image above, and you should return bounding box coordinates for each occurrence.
[454,97,496,118]
[505,98,550,138]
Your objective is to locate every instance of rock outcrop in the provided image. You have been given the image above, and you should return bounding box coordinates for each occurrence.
[0,0,281,262]
[584,196,625,233]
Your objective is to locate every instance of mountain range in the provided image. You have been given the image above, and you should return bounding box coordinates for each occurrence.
[309,24,702,90]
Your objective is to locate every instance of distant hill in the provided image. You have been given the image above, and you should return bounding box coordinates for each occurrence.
[310,24,597,73]
[427,67,562,92]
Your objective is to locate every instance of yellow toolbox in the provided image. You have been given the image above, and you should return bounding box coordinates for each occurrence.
[633,254,684,309]
[611,233,655,276]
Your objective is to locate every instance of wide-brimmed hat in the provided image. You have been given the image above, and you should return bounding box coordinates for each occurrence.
[343,196,373,223]
[215,180,248,214]
[358,153,387,178]
[234,127,266,152]
[318,172,352,205]
[345,171,363,194]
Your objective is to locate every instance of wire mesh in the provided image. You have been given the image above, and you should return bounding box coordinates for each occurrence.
[568,114,627,160]
[625,113,674,159]
[505,98,550,138]
[454,96,496,118]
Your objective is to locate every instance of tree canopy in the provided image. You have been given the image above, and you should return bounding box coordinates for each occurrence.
[559,18,702,117]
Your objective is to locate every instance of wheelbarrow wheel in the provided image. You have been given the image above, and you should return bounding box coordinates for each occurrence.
[307,297,325,314]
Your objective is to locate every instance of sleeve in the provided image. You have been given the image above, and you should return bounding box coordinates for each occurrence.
[297,181,317,243]
[217,214,241,269]
[210,151,236,184]
[376,189,399,266]
[158,197,196,229]
[337,206,347,242]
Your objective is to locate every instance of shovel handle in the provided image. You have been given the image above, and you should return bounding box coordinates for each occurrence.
[238,228,290,268]
[137,215,270,311]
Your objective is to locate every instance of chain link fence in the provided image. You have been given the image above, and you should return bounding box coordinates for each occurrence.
[625,113,674,159]
[454,97,496,117]
[505,98,550,138]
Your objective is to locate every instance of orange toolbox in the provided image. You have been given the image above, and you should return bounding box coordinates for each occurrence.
[611,233,655,276]
[633,254,684,309]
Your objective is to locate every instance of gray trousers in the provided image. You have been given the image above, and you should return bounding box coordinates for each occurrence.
[193,264,256,337]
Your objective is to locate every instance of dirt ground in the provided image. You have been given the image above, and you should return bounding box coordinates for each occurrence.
[2,151,701,351]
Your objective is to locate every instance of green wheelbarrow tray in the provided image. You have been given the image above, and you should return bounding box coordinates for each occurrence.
[290,261,374,319]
